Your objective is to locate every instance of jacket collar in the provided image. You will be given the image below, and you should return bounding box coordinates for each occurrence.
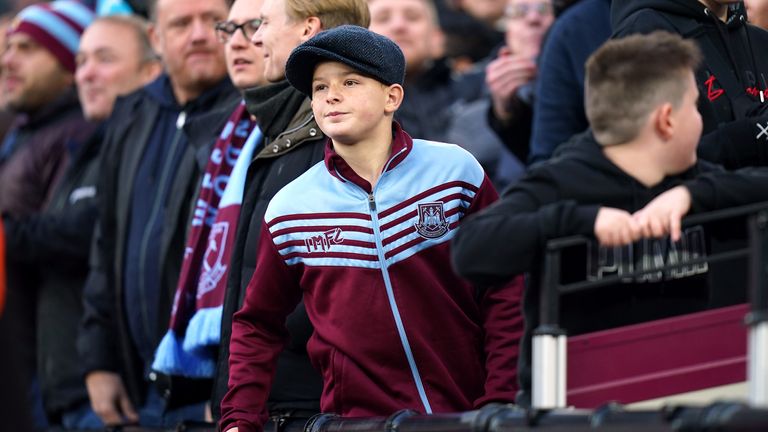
[18,86,82,129]
[323,121,412,193]
[255,97,323,159]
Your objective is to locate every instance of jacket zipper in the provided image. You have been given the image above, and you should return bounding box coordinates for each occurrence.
[137,110,187,344]
[364,146,432,413]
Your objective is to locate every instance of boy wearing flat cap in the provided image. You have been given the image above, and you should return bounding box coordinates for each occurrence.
[220,25,523,432]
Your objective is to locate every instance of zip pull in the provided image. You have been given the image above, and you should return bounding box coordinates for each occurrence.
[176,111,187,129]
[368,193,376,211]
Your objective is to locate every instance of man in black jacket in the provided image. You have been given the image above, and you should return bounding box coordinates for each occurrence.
[1,16,161,429]
[211,0,370,425]
[612,0,768,168]
[77,0,239,427]
[452,31,768,406]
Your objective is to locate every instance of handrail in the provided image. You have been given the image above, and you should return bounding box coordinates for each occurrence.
[534,201,768,410]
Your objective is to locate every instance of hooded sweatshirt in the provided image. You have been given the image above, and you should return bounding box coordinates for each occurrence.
[611,0,768,168]
[452,131,768,403]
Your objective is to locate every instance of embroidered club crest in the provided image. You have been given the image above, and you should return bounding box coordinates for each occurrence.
[414,202,450,239]
[197,222,229,299]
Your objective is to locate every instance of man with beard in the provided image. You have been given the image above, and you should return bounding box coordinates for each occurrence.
[0,2,96,427]
[1,15,162,429]
[77,0,239,427]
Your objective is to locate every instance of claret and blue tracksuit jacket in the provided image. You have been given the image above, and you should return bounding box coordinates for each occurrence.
[220,123,524,432]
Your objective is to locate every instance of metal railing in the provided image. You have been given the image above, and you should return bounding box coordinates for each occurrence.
[44,204,768,432]
[532,202,768,410]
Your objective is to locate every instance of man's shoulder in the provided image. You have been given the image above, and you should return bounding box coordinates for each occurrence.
[613,8,681,37]
[109,87,155,123]
[411,139,483,169]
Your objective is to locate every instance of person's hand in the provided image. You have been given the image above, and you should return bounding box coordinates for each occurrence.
[485,46,537,122]
[85,371,139,425]
[632,186,692,242]
[594,207,642,246]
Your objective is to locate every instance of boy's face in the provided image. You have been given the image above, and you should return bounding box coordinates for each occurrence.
[667,71,702,173]
[252,0,309,83]
[310,61,400,145]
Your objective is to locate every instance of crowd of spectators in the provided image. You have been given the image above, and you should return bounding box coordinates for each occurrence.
[0,0,768,431]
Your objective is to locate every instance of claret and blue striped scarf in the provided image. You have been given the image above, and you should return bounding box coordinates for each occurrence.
[153,102,262,377]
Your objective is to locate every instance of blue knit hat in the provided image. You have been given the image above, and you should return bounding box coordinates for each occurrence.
[8,1,95,73]
[286,25,406,97]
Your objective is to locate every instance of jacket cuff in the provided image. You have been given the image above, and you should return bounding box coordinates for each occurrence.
[572,204,601,237]
[683,179,713,214]
[220,419,260,432]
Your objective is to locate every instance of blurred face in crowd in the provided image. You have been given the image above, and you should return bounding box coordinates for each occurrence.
[76,20,162,121]
[504,0,554,58]
[150,0,228,104]
[457,0,506,26]
[252,0,318,83]
[746,0,768,29]
[368,0,443,75]
[219,0,266,89]
[1,33,74,113]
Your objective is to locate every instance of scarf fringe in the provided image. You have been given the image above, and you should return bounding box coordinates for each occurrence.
[152,330,215,378]
[183,305,223,354]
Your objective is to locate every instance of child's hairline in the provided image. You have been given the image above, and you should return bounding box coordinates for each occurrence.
[309,58,403,90]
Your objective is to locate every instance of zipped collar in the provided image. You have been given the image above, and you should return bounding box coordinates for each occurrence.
[323,121,412,193]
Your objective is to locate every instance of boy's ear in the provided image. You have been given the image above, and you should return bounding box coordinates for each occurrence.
[654,102,675,141]
[300,16,322,42]
[384,84,404,114]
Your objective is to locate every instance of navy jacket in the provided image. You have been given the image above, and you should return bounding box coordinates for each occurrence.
[78,74,239,406]
[528,0,612,164]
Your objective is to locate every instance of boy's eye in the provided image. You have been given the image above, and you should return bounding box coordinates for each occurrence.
[344,80,357,86]
[313,83,327,92]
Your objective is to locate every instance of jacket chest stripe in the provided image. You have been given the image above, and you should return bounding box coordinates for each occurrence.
[380,193,470,234]
[377,189,476,228]
[384,221,460,261]
[267,211,370,228]
[271,224,373,238]
[377,180,478,219]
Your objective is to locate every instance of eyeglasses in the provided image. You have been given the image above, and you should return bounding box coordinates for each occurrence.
[215,19,262,43]
[505,2,553,19]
